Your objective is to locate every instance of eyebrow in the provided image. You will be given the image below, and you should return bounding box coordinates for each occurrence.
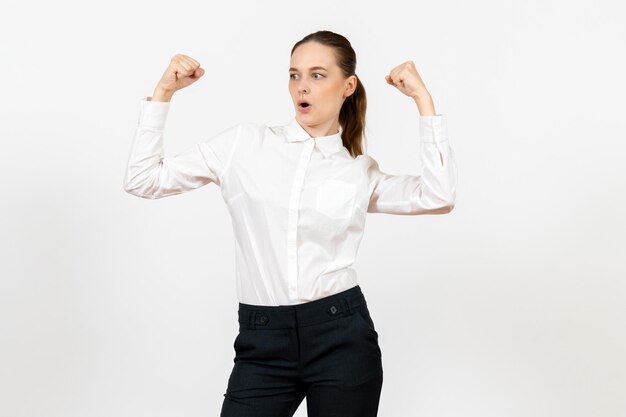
[288,66,328,72]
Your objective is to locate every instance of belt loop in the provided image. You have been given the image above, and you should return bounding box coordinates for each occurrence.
[342,297,352,314]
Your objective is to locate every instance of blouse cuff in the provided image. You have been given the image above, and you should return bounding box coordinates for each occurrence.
[419,114,447,143]
[138,97,171,130]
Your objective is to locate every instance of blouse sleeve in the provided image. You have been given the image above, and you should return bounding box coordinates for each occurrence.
[123,98,241,199]
[366,114,458,215]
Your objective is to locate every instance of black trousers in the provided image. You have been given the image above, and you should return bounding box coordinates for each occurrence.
[220,284,384,417]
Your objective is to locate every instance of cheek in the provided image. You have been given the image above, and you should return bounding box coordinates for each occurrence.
[321,85,342,102]
[331,83,345,100]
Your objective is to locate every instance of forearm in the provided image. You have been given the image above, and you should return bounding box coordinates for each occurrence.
[149,86,175,102]
[417,115,457,210]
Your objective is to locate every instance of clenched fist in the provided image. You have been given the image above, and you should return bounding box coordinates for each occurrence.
[385,60,436,115]
[151,54,205,101]
[384,60,429,100]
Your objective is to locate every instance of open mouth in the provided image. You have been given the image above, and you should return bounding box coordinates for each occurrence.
[298,100,311,108]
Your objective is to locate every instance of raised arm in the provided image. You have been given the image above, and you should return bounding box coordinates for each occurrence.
[366,60,458,215]
[123,98,241,199]
[123,54,240,199]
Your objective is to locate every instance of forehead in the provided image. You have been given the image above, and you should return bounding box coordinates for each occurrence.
[290,42,336,69]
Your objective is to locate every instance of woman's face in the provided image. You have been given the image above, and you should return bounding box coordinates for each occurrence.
[288,41,356,135]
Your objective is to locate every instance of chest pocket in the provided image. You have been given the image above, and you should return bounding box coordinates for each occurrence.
[315,179,357,219]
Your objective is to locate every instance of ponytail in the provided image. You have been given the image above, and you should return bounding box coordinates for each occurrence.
[339,73,367,157]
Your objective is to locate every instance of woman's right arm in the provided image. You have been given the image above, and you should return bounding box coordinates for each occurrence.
[123,54,241,199]
[122,97,241,199]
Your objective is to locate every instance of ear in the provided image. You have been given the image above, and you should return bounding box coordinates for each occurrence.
[343,75,358,98]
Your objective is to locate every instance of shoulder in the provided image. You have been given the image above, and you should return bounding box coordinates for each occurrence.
[235,121,278,138]
[354,154,384,181]
[354,153,378,167]
[238,120,300,143]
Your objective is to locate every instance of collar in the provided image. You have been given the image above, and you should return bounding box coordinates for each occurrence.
[282,117,344,158]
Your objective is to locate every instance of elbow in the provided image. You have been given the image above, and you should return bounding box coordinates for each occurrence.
[123,177,159,200]
[424,201,454,215]
[123,183,139,197]
[440,201,455,214]
[122,176,140,197]
[123,182,142,198]
[421,192,456,215]
[123,186,159,200]
[437,183,456,214]
[439,193,456,214]
[406,197,455,215]
[122,177,133,194]
[444,191,456,211]
[423,187,457,215]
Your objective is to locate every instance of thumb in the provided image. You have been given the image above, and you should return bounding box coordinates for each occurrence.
[178,67,205,89]
[186,67,204,81]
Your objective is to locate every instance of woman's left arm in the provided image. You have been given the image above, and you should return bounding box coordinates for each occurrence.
[366,61,458,215]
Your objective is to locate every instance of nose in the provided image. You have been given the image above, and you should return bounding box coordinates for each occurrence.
[298,82,309,94]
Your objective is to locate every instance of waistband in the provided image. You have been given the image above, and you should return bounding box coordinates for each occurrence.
[237,285,367,329]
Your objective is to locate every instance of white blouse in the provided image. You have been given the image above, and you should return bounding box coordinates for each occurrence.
[124,98,458,306]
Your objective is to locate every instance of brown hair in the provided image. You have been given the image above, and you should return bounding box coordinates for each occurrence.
[291,30,367,158]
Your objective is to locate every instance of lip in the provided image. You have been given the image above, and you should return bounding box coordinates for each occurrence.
[297,100,312,113]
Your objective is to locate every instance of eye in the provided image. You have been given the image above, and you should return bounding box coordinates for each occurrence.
[289,73,324,80]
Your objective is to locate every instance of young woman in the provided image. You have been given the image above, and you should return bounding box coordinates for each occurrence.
[124,30,458,417]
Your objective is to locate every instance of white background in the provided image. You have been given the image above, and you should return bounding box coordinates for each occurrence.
[1,0,624,416]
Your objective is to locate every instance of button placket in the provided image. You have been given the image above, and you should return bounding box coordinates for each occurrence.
[287,139,315,301]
